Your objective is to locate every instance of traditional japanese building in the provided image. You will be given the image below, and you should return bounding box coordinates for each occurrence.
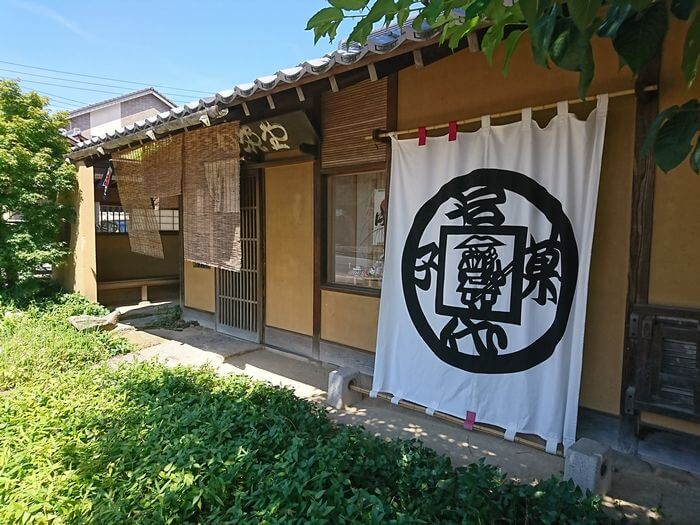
[59,19,700,469]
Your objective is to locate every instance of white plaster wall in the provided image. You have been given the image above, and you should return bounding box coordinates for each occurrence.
[88,104,122,138]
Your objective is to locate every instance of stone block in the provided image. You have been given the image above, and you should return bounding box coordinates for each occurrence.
[326,367,362,410]
[564,438,612,496]
[68,310,120,332]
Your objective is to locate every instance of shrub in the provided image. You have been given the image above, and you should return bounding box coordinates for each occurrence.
[0,294,615,524]
[0,292,129,390]
[0,363,614,524]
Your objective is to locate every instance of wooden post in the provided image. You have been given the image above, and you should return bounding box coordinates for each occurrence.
[619,59,661,452]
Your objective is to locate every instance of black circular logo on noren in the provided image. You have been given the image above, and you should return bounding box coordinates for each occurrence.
[401,169,578,374]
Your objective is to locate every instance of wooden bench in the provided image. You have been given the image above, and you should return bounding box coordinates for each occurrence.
[97,276,179,303]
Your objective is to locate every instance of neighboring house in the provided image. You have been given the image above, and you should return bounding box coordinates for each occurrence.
[59,22,700,472]
[67,87,175,139]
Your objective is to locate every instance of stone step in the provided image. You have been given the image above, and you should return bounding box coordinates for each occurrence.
[116,302,178,321]
[121,315,168,330]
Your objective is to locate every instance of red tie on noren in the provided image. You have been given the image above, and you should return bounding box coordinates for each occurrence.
[418,126,427,146]
[464,411,476,430]
[448,121,458,141]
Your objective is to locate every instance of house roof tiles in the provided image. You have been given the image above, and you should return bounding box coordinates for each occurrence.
[69,22,440,157]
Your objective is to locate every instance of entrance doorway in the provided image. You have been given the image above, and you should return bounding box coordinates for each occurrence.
[215,170,262,342]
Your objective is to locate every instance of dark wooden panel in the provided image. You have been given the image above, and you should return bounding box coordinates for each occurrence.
[631,304,700,423]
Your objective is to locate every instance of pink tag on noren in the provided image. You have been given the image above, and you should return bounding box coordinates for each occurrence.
[464,411,476,430]
[448,121,458,141]
[418,126,427,146]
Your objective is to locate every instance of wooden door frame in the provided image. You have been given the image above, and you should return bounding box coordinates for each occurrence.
[214,167,265,343]
[619,60,661,451]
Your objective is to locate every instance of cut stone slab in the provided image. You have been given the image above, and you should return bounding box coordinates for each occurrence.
[564,438,612,496]
[327,367,362,409]
[116,302,177,321]
[68,311,120,332]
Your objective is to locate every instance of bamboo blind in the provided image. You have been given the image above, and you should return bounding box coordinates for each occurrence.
[183,122,242,271]
[112,136,184,259]
[321,77,388,169]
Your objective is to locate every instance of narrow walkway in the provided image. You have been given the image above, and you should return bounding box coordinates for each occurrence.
[113,325,700,524]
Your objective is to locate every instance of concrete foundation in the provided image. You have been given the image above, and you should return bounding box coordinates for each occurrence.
[327,367,362,409]
[564,438,612,496]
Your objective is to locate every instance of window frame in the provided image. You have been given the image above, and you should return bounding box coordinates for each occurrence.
[321,163,389,298]
[94,203,181,235]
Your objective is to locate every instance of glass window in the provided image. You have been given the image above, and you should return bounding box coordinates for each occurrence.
[94,204,179,233]
[327,171,386,290]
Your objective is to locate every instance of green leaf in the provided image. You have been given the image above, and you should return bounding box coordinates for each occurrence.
[423,0,445,25]
[520,0,552,27]
[447,16,481,49]
[549,19,583,70]
[482,23,506,65]
[530,4,558,67]
[463,0,491,20]
[397,6,411,28]
[501,29,525,75]
[306,7,344,30]
[682,12,700,86]
[348,19,373,44]
[568,0,602,31]
[596,3,633,38]
[444,16,481,49]
[329,0,369,10]
[578,44,595,99]
[691,137,700,173]
[613,2,669,75]
[653,101,700,172]
[642,105,680,156]
[671,0,696,20]
[549,18,596,98]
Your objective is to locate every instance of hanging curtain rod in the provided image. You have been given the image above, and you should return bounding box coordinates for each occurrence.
[368,85,658,141]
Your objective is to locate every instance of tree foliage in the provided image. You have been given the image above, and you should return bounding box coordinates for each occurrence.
[308,0,700,173]
[0,80,76,288]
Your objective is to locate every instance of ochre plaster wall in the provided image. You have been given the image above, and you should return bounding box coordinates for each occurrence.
[96,234,179,281]
[649,20,700,308]
[579,96,635,414]
[184,262,215,313]
[265,162,314,336]
[395,40,636,416]
[321,290,379,352]
[56,163,97,301]
[397,35,633,130]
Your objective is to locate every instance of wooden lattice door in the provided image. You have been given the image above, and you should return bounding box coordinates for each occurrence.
[216,170,262,342]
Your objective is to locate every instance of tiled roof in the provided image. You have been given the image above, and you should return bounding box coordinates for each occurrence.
[68,87,176,118]
[69,23,440,158]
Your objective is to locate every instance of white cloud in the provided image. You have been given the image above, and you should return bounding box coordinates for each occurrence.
[11,1,92,39]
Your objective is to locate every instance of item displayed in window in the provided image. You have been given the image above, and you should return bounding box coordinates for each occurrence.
[327,171,385,290]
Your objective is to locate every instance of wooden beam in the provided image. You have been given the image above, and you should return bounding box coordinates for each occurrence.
[619,57,661,453]
[329,75,339,92]
[367,62,378,82]
[413,49,424,69]
[312,160,322,360]
[468,32,480,52]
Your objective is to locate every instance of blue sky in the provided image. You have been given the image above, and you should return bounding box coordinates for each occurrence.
[0,1,351,112]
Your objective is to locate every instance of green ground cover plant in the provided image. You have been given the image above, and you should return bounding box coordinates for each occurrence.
[0,292,616,524]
